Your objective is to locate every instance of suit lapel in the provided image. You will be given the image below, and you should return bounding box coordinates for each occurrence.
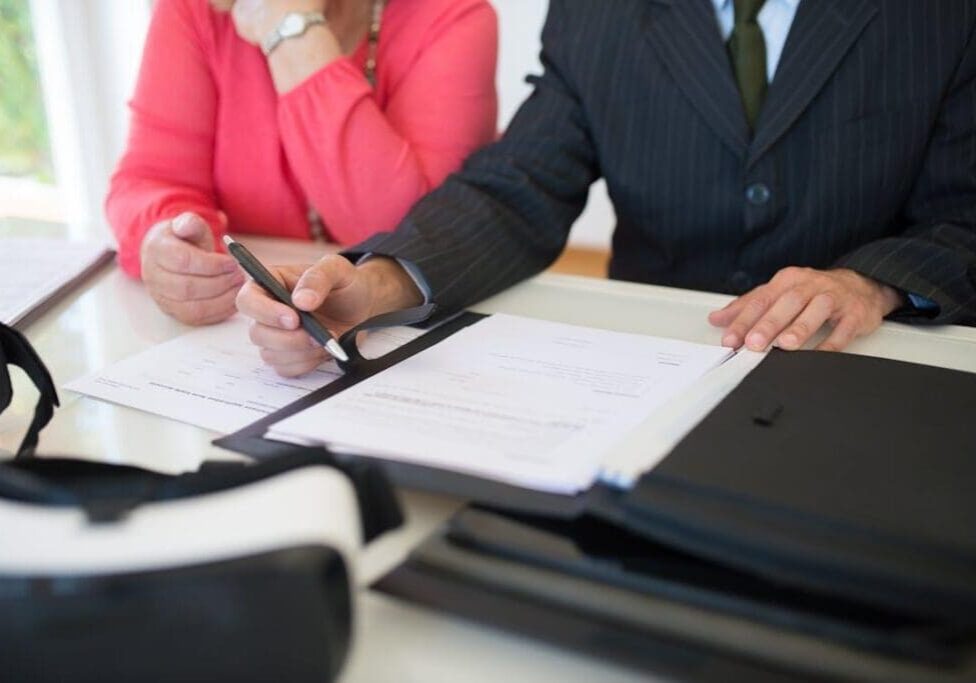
[642,0,750,161]
[748,0,879,167]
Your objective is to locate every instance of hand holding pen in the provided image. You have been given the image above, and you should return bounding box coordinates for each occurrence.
[224,236,349,366]
[232,241,426,378]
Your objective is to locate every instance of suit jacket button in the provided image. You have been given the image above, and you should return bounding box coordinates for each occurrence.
[730,270,754,293]
[746,183,771,206]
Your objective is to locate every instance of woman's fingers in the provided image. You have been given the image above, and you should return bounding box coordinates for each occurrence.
[153,286,239,326]
[145,268,245,301]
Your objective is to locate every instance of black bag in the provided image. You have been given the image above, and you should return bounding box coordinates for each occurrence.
[0,322,403,683]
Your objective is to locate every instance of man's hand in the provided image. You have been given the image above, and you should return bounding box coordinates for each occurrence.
[209,0,328,45]
[708,267,904,352]
[140,213,244,326]
[236,255,423,377]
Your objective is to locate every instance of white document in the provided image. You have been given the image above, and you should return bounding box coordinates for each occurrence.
[0,238,113,326]
[66,317,426,434]
[268,314,734,495]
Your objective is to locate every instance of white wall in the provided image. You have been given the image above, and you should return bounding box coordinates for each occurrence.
[493,0,615,251]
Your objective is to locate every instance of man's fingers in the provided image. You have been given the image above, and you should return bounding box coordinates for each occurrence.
[776,293,836,350]
[816,316,859,352]
[259,346,328,369]
[260,350,329,378]
[249,321,318,352]
[292,256,356,311]
[235,280,300,329]
[156,236,238,276]
[720,289,775,348]
[743,287,811,351]
[146,269,245,302]
[708,298,747,326]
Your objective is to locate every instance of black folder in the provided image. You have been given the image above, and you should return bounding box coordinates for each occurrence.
[375,350,976,682]
[609,350,976,625]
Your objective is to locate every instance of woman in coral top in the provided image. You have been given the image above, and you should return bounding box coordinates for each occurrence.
[107,0,497,325]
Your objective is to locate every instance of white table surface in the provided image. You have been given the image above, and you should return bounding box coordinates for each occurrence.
[2,226,975,683]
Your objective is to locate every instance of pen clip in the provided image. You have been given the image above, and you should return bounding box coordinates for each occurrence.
[337,303,438,373]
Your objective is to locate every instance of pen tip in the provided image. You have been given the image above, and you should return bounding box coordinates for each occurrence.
[326,338,350,363]
[222,235,235,247]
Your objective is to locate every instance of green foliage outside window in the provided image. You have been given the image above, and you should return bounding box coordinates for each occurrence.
[0,0,53,182]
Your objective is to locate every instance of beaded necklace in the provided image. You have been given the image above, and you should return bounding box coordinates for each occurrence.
[364,0,385,87]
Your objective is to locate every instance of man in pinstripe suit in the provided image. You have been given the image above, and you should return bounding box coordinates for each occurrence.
[239,0,976,378]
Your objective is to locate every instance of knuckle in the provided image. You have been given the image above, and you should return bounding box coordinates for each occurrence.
[780,288,801,308]
[746,296,770,315]
[847,301,868,321]
[754,318,781,336]
[727,322,749,338]
[789,320,811,339]
[780,288,809,312]
[777,266,806,283]
[782,266,802,279]
[815,291,838,310]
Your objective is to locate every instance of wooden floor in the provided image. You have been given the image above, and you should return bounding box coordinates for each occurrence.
[547,247,610,278]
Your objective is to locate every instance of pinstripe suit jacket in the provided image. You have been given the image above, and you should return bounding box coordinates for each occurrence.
[350,0,976,326]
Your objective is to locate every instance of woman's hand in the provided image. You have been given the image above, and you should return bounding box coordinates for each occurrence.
[209,0,328,46]
[140,213,245,326]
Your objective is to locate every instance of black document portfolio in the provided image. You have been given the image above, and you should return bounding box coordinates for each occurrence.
[376,350,976,682]
[614,350,976,624]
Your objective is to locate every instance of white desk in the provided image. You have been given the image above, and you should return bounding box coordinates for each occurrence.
[3,227,975,683]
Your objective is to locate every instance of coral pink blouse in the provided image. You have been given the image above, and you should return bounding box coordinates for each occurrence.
[107,0,498,278]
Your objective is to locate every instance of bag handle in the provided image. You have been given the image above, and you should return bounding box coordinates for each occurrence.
[0,323,59,459]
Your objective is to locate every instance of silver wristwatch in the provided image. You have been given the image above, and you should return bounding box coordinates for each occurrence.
[261,11,327,57]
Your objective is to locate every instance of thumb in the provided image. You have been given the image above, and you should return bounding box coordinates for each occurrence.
[291,256,355,311]
[172,212,215,251]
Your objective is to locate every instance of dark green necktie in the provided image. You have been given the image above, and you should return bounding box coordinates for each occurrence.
[728,0,768,131]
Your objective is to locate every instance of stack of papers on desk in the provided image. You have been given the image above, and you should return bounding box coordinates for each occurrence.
[0,238,114,327]
[65,317,426,434]
[268,314,736,495]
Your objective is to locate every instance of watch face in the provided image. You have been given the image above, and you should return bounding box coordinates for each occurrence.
[280,13,306,38]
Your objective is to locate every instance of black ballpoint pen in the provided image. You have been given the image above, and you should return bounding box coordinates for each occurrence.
[223,236,349,363]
